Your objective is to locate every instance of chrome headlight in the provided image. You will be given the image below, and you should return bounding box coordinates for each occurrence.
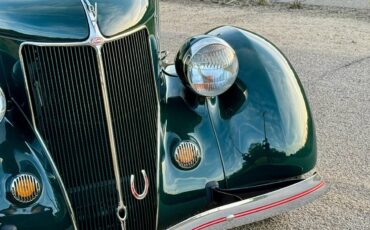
[0,87,6,122]
[176,36,239,97]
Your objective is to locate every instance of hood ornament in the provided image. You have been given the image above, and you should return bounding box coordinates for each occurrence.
[130,170,149,200]
[84,0,97,22]
[83,0,104,46]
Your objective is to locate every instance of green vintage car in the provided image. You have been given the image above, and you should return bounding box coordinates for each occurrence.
[0,0,326,229]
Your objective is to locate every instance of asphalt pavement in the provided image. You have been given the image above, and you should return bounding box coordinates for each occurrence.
[161,0,370,229]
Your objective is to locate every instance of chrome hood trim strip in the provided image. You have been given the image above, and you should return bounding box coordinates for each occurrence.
[18,0,159,229]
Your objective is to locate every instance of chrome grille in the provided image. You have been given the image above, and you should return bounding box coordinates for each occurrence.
[21,28,157,230]
[102,29,158,230]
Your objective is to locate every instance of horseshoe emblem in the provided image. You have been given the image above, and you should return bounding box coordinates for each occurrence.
[130,170,149,200]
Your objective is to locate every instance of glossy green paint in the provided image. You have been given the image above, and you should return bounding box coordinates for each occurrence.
[96,0,155,37]
[206,26,316,188]
[0,0,317,229]
[0,104,74,229]
[0,0,158,121]
[156,66,226,229]
[0,0,156,43]
[0,0,89,42]
[0,37,31,120]
[157,26,316,228]
[0,1,159,229]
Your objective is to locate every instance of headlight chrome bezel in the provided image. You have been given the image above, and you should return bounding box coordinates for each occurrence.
[0,87,6,122]
[175,35,239,97]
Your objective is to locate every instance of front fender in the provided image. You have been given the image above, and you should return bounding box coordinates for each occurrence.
[206,26,317,188]
[0,103,74,229]
[157,66,226,229]
[158,26,317,228]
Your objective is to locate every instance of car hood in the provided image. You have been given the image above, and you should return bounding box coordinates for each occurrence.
[0,0,153,42]
[96,0,152,38]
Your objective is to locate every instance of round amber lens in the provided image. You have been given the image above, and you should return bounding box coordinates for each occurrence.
[174,141,201,169]
[11,174,41,203]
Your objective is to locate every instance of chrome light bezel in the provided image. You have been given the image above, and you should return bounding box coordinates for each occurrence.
[175,35,239,97]
[10,174,42,204]
[174,141,202,170]
[0,87,6,122]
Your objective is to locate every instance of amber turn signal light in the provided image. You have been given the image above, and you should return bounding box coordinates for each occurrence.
[174,141,201,169]
[10,174,41,204]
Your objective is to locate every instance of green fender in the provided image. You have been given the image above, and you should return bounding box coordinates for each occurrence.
[156,68,226,229]
[157,26,316,228]
[206,26,316,188]
[0,104,74,229]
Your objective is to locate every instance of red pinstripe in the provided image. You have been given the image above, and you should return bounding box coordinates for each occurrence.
[193,181,325,230]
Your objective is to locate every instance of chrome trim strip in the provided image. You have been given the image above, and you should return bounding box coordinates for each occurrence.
[80,1,129,221]
[146,32,161,230]
[154,0,160,51]
[168,173,327,230]
[94,45,127,227]
[18,42,80,230]
[9,98,78,229]
[18,1,157,229]
[34,128,79,229]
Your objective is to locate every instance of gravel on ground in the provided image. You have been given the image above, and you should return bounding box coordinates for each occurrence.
[276,0,370,9]
[160,1,370,229]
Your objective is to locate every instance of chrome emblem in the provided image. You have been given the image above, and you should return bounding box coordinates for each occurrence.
[91,37,104,46]
[83,0,105,46]
[84,0,97,22]
[130,170,149,200]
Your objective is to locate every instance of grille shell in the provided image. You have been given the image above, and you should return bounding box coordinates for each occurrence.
[102,29,158,230]
[20,28,158,230]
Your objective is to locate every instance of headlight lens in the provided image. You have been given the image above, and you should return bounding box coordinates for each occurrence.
[176,36,239,97]
[0,87,6,122]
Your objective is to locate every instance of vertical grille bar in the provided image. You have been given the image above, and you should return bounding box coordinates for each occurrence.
[22,45,121,230]
[21,28,158,230]
[102,29,158,230]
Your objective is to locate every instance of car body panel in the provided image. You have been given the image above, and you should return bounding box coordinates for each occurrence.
[0,1,320,229]
[158,26,317,228]
[0,0,89,42]
[0,0,155,42]
[96,0,155,38]
[0,10,158,125]
[0,105,74,229]
[206,26,316,188]
[156,66,226,229]
[0,2,159,228]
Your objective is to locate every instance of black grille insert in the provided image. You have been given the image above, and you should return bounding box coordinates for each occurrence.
[21,29,157,230]
[102,29,158,230]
